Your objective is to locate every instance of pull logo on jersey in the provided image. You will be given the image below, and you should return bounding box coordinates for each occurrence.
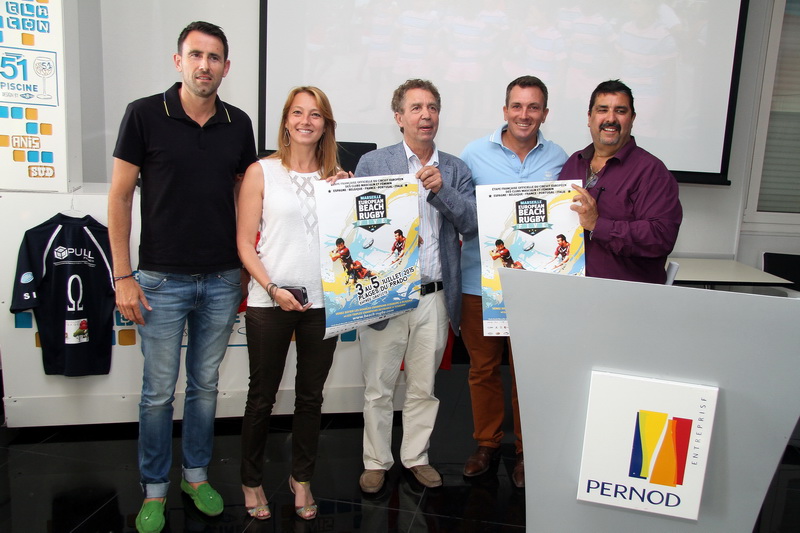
[54,246,95,261]
[10,213,115,376]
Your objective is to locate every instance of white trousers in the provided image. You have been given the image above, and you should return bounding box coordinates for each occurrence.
[359,291,449,470]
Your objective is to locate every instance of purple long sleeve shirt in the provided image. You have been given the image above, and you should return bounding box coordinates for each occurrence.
[559,137,682,283]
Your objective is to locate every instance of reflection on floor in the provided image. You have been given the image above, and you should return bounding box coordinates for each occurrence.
[0,364,526,532]
[0,362,796,532]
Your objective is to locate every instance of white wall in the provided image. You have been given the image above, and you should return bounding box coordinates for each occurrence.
[737,232,800,268]
[735,0,800,267]
[98,0,261,181]
[74,0,105,183]
[673,0,772,260]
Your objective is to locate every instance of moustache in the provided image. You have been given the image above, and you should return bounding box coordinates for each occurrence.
[600,122,620,130]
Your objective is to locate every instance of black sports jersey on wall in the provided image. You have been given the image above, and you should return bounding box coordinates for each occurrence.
[10,213,116,376]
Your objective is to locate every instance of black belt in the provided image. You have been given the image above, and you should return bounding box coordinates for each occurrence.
[420,281,443,296]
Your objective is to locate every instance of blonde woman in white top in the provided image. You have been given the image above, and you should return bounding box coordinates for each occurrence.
[236,86,349,521]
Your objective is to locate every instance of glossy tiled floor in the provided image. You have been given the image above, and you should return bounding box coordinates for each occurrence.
[0,363,527,532]
[1,361,797,532]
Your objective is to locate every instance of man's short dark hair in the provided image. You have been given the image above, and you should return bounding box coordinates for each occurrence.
[178,21,229,60]
[391,79,441,115]
[589,79,635,115]
[335,237,345,245]
[394,229,404,236]
[505,75,549,108]
[495,239,504,246]
[557,234,566,241]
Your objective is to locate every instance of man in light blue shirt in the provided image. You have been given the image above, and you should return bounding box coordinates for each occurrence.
[459,75,567,488]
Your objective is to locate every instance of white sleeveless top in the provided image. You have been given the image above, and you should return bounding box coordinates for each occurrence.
[246,158,325,308]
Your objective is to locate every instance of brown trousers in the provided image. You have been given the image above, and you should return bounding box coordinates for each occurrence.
[460,293,523,455]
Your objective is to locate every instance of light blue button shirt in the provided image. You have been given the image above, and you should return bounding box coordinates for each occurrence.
[459,125,568,295]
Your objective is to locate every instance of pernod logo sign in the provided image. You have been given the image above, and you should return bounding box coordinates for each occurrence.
[577,371,717,520]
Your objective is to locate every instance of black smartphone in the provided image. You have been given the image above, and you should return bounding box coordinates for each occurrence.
[283,286,309,306]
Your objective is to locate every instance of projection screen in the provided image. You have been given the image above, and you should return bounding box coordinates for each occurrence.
[259,0,747,185]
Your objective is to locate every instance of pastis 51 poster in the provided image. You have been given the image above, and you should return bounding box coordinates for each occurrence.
[315,174,420,339]
[477,180,584,336]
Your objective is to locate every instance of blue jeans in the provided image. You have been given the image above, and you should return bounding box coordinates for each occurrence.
[136,268,241,498]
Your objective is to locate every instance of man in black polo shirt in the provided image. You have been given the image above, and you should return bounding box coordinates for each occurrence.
[108,21,256,533]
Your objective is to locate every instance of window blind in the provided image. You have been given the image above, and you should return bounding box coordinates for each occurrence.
[757,2,800,213]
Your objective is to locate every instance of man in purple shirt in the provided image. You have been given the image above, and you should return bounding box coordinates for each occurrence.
[559,80,682,283]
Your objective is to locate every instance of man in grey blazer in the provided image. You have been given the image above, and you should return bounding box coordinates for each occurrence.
[355,79,477,493]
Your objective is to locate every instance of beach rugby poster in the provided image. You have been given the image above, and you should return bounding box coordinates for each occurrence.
[315,174,420,338]
[476,180,584,335]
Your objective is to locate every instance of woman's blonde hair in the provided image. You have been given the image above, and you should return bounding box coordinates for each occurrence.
[270,86,341,178]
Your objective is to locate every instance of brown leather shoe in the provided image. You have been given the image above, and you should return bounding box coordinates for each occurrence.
[463,446,500,477]
[409,464,443,488]
[359,469,386,493]
[512,453,525,488]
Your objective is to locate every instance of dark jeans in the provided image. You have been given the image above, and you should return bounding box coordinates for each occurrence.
[240,306,337,485]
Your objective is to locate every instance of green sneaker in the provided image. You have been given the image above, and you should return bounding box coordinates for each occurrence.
[180,479,224,516]
[135,498,166,533]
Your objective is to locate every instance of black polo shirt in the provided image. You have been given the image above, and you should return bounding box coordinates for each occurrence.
[113,82,257,274]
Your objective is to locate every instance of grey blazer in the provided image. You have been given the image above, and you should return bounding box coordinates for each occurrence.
[355,142,477,333]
